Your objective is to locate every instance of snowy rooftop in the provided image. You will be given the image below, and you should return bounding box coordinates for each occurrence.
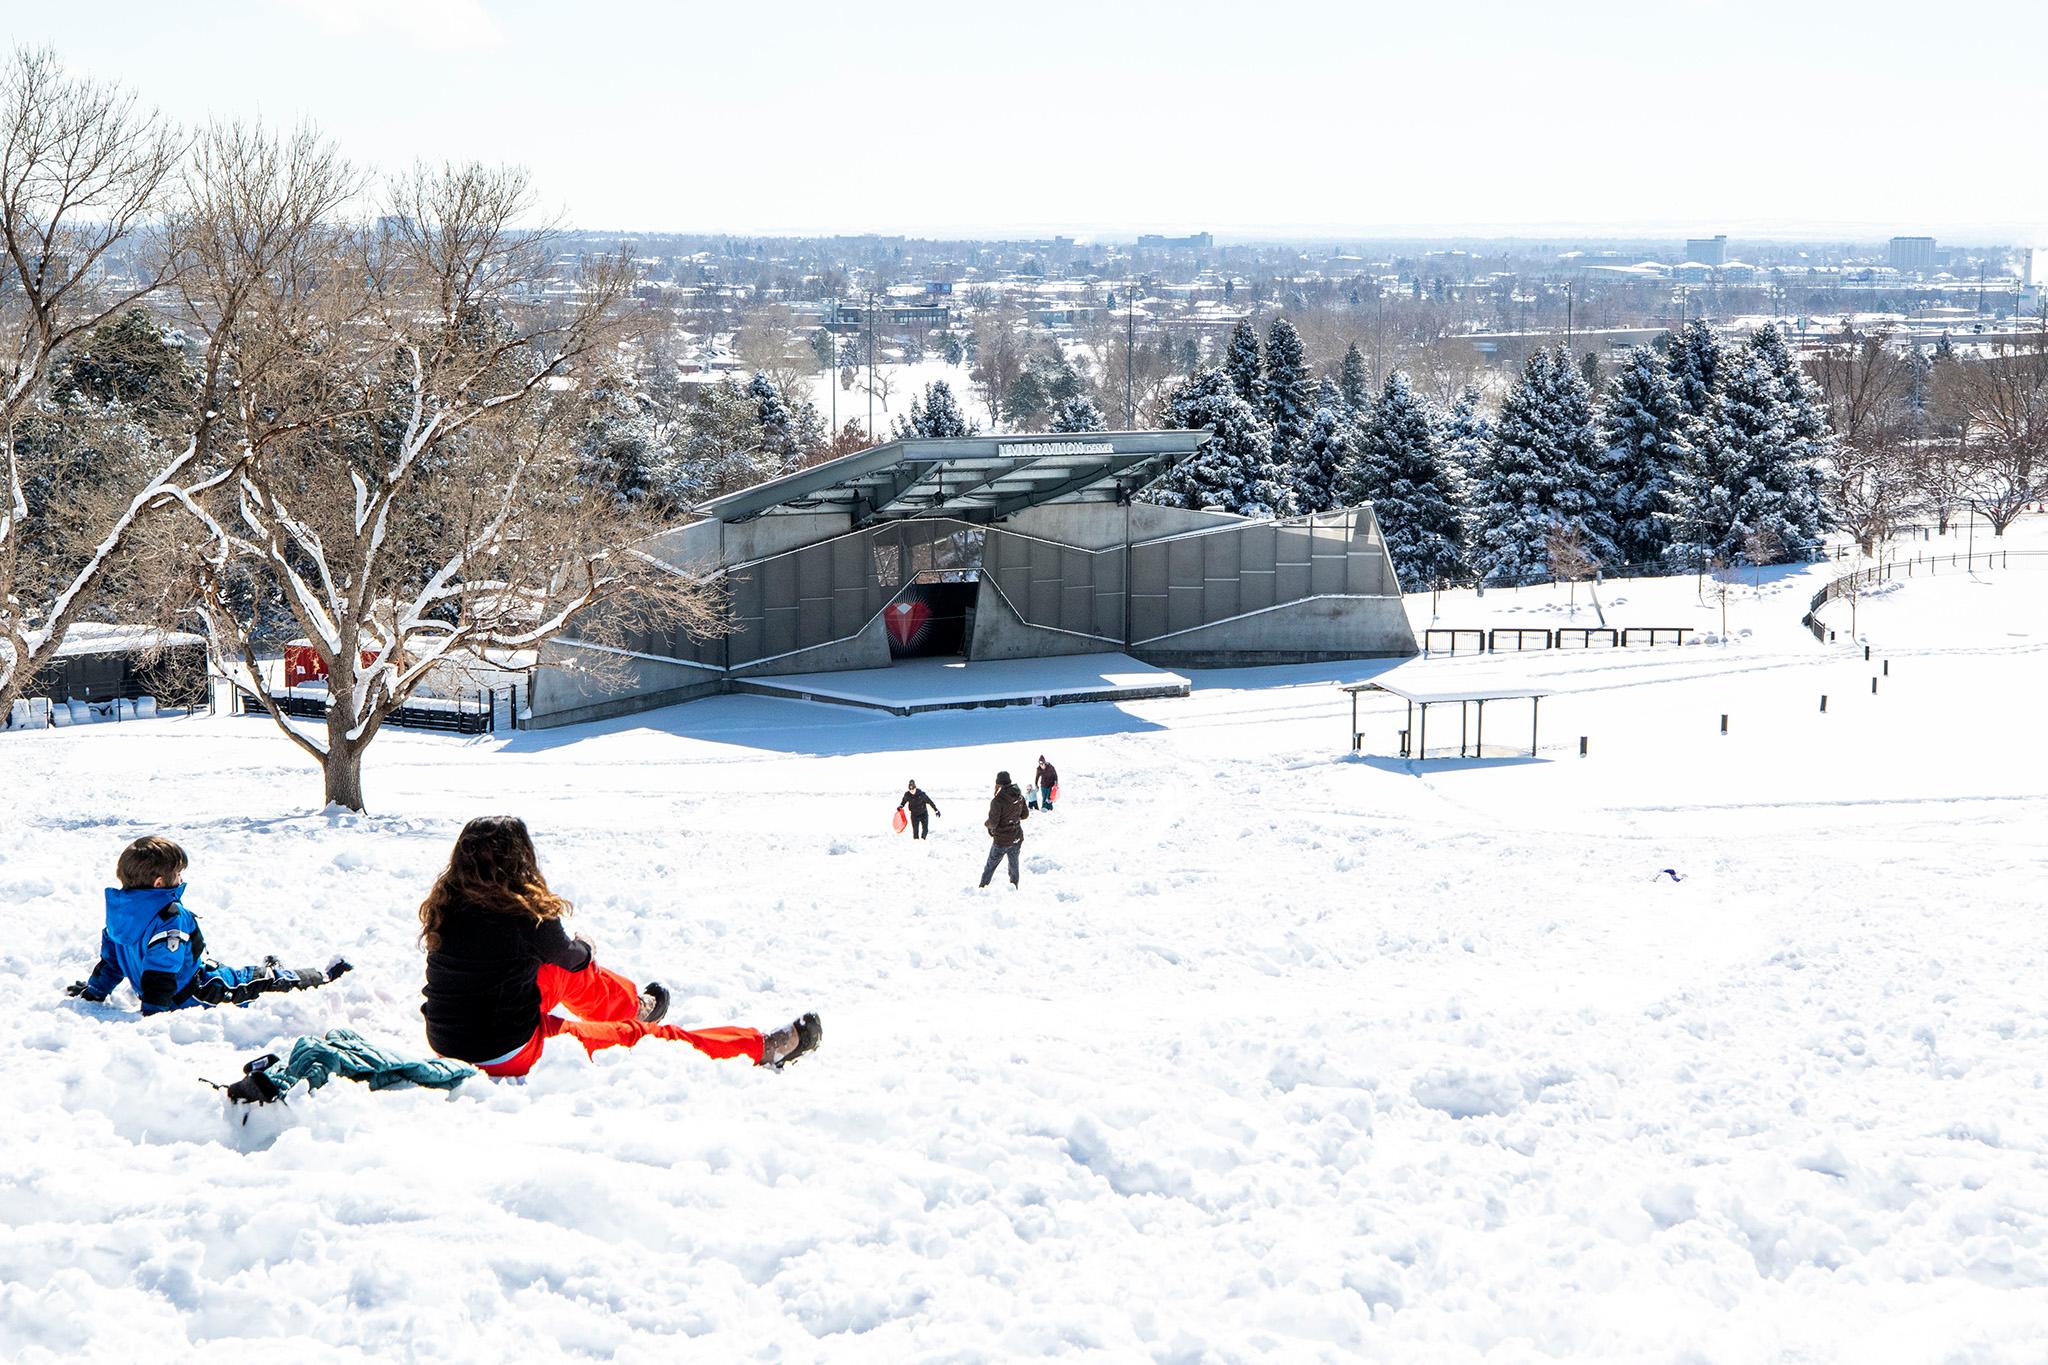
[1362,670,1556,705]
[52,623,207,658]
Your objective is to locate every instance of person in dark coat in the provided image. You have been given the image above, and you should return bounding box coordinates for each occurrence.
[420,816,821,1076]
[1032,755,1059,811]
[897,780,942,840]
[978,771,1030,889]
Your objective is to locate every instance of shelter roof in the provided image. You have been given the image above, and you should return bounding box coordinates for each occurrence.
[697,431,1206,525]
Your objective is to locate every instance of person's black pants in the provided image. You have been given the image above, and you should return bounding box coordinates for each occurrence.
[911,810,929,839]
[979,840,1021,887]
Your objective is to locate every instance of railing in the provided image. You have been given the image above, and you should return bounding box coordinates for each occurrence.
[1801,547,2036,643]
[1424,626,1694,656]
[236,683,518,735]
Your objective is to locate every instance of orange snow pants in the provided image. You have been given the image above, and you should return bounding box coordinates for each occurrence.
[479,962,764,1077]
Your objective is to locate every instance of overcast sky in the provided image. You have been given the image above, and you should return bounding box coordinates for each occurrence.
[19,0,2045,242]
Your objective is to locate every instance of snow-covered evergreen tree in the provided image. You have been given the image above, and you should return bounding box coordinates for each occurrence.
[1224,319,1263,404]
[1686,346,1828,565]
[1438,385,1491,489]
[1598,347,1692,566]
[1263,318,1314,475]
[577,371,664,506]
[1665,319,1722,425]
[1141,367,1295,516]
[897,379,977,438]
[1468,346,1617,582]
[1294,402,1350,514]
[1047,393,1107,433]
[1343,370,1464,586]
[747,372,801,461]
[1339,342,1370,413]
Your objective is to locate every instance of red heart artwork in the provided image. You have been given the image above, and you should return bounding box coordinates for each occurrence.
[885,599,932,649]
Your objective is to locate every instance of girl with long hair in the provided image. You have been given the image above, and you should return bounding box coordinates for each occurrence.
[419,816,820,1077]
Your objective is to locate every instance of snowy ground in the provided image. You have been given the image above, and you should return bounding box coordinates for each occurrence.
[5,521,2048,1361]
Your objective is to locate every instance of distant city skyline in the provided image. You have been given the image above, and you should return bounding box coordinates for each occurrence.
[19,0,2047,242]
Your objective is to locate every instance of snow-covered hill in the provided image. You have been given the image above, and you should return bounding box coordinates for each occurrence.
[4,521,2046,1361]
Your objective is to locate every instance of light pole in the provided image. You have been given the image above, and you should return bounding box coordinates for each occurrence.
[1125,281,1136,429]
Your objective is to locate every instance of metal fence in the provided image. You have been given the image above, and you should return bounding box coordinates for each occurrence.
[235,684,516,735]
[1423,626,1691,656]
[1800,547,2037,642]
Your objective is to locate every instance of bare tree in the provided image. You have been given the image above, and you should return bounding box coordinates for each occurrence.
[1809,327,1921,552]
[1544,519,1602,620]
[0,47,197,715]
[970,302,1025,430]
[177,154,720,810]
[1742,524,1786,588]
[1937,341,2048,535]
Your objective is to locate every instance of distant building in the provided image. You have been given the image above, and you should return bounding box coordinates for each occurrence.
[1685,235,1728,266]
[1136,232,1214,252]
[1890,236,1937,273]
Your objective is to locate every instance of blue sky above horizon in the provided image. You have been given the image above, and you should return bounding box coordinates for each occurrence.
[18,0,2047,243]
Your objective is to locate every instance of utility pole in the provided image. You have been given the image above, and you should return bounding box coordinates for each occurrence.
[866,287,875,440]
[1565,280,1573,351]
[1125,280,1136,429]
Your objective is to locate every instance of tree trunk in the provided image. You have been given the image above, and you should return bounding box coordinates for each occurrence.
[323,742,366,813]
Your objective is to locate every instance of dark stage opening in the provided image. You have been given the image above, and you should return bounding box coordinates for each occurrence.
[884,576,978,658]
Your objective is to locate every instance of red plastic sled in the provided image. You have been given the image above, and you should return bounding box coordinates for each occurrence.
[1051,783,1060,804]
[892,808,908,833]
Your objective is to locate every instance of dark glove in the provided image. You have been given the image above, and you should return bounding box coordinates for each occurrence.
[65,981,107,1002]
[225,1054,284,1104]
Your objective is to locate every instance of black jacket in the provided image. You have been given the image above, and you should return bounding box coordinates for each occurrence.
[897,789,941,817]
[985,783,1029,846]
[422,905,593,1063]
[1035,760,1058,789]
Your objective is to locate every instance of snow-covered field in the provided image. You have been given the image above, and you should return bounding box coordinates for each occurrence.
[5,522,2048,1362]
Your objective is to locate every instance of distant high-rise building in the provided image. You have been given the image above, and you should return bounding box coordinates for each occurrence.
[1684,235,1727,266]
[1889,236,1937,273]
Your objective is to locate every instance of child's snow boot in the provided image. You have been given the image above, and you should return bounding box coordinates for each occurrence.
[761,1012,823,1071]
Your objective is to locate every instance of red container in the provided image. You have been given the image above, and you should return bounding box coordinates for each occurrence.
[284,641,326,685]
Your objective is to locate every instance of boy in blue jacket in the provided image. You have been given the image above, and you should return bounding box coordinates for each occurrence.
[66,836,350,1015]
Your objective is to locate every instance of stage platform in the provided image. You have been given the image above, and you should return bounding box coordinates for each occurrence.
[729,653,1190,716]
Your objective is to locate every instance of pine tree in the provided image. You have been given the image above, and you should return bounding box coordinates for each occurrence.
[1343,370,1464,586]
[1141,367,1296,517]
[1339,341,1370,413]
[1665,318,1722,425]
[1048,393,1107,433]
[1598,347,1692,566]
[577,371,663,505]
[1686,347,1827,565]
[1264,317,1314,474]
[898,379,977,438]
[747,372,802,462]
[1468,346,1617,583]
[1224,319,1263,404]
[1294,402,1350,514]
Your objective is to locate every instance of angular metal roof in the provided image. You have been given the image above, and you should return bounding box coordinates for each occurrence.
[696,430,1207,525]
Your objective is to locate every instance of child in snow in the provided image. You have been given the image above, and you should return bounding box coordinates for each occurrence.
[1032,755,1058,812]
[978,771,1030,889]
[897,780,941,840]
[418,815,820,1077]
[66,836,351,1014]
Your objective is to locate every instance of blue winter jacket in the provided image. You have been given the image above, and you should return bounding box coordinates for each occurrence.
[84,885,209,1014]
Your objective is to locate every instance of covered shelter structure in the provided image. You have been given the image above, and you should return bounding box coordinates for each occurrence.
[531,431,1419,727]
[1346,674,1551,759]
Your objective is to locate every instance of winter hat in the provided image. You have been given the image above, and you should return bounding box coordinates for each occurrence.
[996,770,1011,786]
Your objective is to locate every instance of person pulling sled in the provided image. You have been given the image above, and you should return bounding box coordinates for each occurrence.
[897,780,942,840]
